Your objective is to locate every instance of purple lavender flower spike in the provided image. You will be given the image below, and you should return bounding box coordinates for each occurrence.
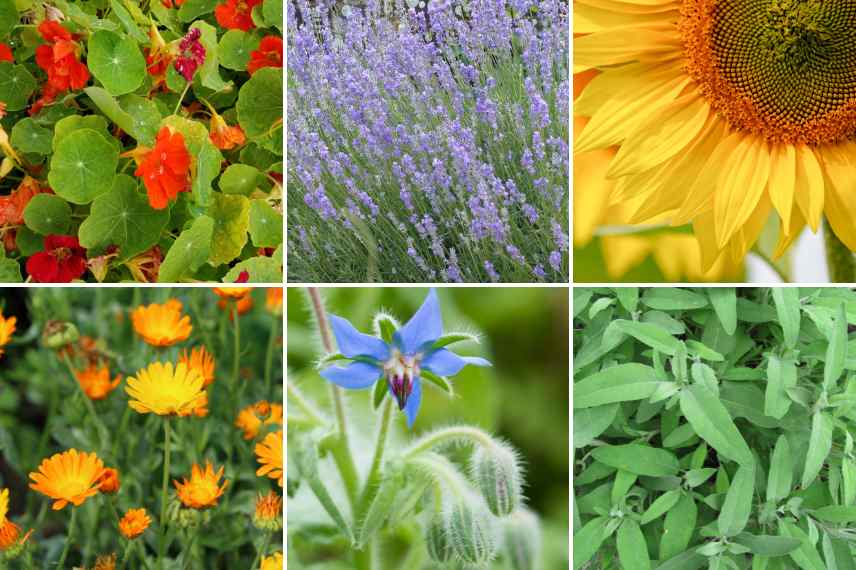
[318,289,491,428]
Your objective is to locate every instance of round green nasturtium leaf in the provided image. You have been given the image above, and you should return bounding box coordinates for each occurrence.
[78,175,170,260]
[48,129,119,204]
[218,30,261,71]
[119,94,162,145]
[193,141,222,207]
[224,253,282,283]
[161,115,209,154]
[158,215,214,283]
[88,30,146,96]
[237,67,282,139]
[207,193,250,266]
[177,0,218,22]
[248,199,282,248]
[23,194,72,235]
[0,256,21,282]
[11,118,52,155]
[14,225,43,256]
[220,163,262,195]
[0,62,37,112]
[263,0,283,31]
[240,143,278,171]
[0,0,17,39]
[53,115,113,150]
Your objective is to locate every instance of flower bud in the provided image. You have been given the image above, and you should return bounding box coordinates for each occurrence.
[41,320,79,349]
[98,468,120,494]
[425,516,453,563]
[502,509,541,570]
[471,443,522,517]
[446,497,496,565]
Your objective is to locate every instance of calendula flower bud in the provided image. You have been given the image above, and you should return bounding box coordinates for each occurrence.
[502,509,541,570]
[446,497,496,565]
[41,320,80,349]
[471,442,522,517]
[425,515,453,563]
[173,507,202,529]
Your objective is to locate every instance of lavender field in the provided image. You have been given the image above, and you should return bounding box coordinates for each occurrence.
[287,0,569,283]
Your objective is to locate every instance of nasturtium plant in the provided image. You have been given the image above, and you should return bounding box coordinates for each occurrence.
[0,0,282,282]
[574,287,856,569]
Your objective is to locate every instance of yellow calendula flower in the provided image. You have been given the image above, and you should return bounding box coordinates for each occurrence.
[178,346,216,387]
[29,449,106,510]
[118,508,150,539]
[235,401,283,440]
[173,461,228,509]
[0,311,15,358]
[126,362,207,416]
[253,491,283,531]
[260,552,283,570]
[575,0,856,270]
[131,300,192,347]
[213,287,254,300]
[255,430,283,487]
[75,364,122,400]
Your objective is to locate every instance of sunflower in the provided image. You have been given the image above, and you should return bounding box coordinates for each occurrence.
[126,361,207,416]
[29,449,106,510]
[173,461,228,509]
[75,364,122,400]
[130,300,192,347]
[235,401,283,440]
[260,552,284,570]
[574,0,856,272]
[213,287,254,300]
[178,346,216,387]
[0,311,15,358]
[0,488,31,552]
[255,430,283,487]
[253,490,283,531]
[118,508,150,539]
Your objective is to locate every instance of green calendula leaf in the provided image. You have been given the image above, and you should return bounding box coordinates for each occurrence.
[248,199,282,248]
[237,67,282,139]
[220,163,263,195]
[0,62,37,111]
[208,193,250,266]
[87,30,147,96]
[48,129,118,204]
[772,288,801,349]
[590,444,679,477]
[679,383,754,466]
[77,174,170,260]
[617,519,650,570]
[718,461,755,537]
[23,194,71,235]
[574,363,665,409]
[219,29,261,71]
[802,411,833,489]
[158,215,214,283]
[11,118,52,155]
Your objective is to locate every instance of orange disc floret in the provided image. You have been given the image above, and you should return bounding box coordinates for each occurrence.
[0,311,15,358]
[118,508,151,539]
[131,299,192,347]
[76,364,122,400]
[255,430,283,487]
[215,0,263,31]
[126,361,207,416]
[174,461,228,509]
[133,127,192,210]
[28,449,106,510]
[178,346,216,387]
[98,468,120,494]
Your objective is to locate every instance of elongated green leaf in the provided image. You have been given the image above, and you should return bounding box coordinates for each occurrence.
[590,444,679,477]
[811,505,856,523]
[654,551,706,570]
[574,405,618,449]
[802,411,833,489]
[604,319,682,355]
[617,519,651,570]
[573,516,608,570]
[718,461,755,537]
[765,355,794,419]
[640,489,682,525]
[733,533,801,557]
[824,535,856,570]
[642,288,708,311]
[825,302,847,390]
[679,383,754,465]
[843,457,856,506]
[615,287,639,313]
[778,520,826,570]
[709,287,738,335]
[767,435,793,502]
[660,493,696,561]
[612,470,637,505]
[772,288,801,349]
[574,363,665,409]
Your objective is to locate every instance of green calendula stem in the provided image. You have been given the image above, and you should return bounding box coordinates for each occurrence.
[263,312,278,395]
[57,506,79,569]
[61,353,110,456]
[118,539,134,570]
[824,217,856,283]
[251,530,274,570]
[157,416,172,570]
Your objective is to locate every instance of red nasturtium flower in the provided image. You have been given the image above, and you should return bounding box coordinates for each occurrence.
[32,21,89,114]
[132,127,192,210]
[0,178,50,251]
[26,235,87,283]
[215,0,263,32]
[161,0,186,7]
[0,43,13,63]
[247,36,283,75]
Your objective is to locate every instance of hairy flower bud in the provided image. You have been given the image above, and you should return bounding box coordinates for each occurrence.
[425,515,453,563]
[502,509,541,570]
[446,497,496,565]
[471,443,522,517]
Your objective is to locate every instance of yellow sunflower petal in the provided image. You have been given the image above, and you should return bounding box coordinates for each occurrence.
[793,145,825,233]
[714,135,771,248]
[766,144,796,236]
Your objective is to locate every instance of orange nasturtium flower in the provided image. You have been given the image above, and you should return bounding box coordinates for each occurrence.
[209,112,246,150]
[261,552,284,570]
[179,346,216,387]
[174,462,228,509]
[0,488,32,552]
[253,491,283,531]
[98,468,120,494]
[255,430,283,487]
[215,0,263,31]
[213,287,254,300]
[131,299,192,347]
[0,311,15,358]
[76,364,122,400]
[29,449,107,510]
[128,126,192,210]
[235,401,283,440]
[126,362,207,416]
[247,36,283,76]
[118,508,151,539]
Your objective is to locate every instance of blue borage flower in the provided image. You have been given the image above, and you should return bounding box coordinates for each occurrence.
[319,289,491,427]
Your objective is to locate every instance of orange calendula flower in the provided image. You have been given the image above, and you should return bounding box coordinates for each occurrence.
[29,449,106,510]
[0,311,15,358]
[213,287,253,299]
[93,553,117,570]
[0,488,32,552]
[131,299,192,347]
[265,288,283,315]
[130,126,192,210]
[209,112,246,150]
[179,346,216,387]
[118,508,150,539]
[260,552,284,570]
[247,36,283,75]
[76,364,122,400]
[98,468,120,494]
[253,490,283,531]
[255,430,283,487]
[235,401,283,440]
[173,461,228,509]
[126,361,207,416]
[219,294,254,320]
[215,0,263,31]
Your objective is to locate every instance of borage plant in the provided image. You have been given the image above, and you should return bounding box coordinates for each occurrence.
[0,0,283,283]
[287,0,569,283]
[574,287,856,569]
[288,288,542,569]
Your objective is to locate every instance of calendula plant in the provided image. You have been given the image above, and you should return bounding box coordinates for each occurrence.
[288,287,545,569]
[574,287,856,569]
[0,287,283,568]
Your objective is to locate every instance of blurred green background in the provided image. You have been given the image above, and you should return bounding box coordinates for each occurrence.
[287,287,570,568]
